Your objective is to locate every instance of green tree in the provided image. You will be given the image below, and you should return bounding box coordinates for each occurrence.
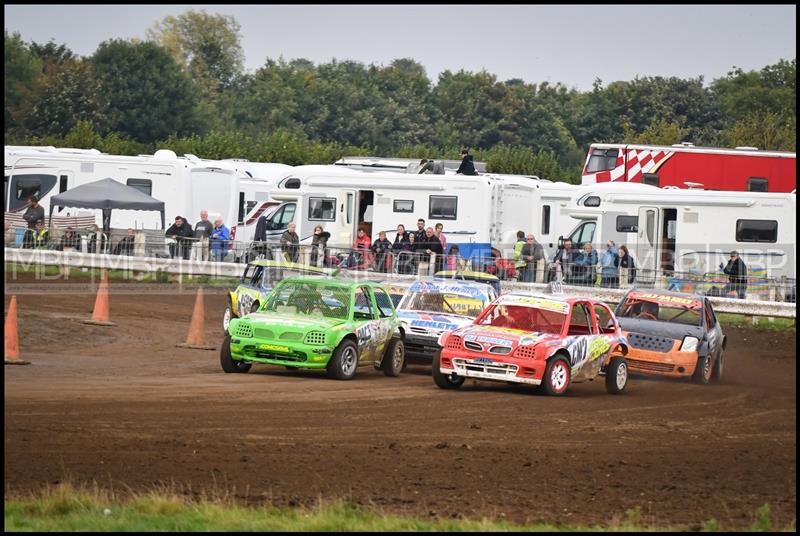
[92,39,199,143]
[5,30,43,132]
[29,39,75,70]
[721,112,796,151]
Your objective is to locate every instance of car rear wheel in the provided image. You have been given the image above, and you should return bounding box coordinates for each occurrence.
[710,353,724,383]
[327,339,359,380]
[380,338,405,377]
[432,353,465,389]
[605,356,628,394]
[542,356,571,396]
[692,354,713,385]
[220,335,252,373]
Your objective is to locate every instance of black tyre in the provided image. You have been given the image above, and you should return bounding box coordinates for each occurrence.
[604,356,628,394]
[542,355,571,396]
[222,306,233,334]
[432,352,465,389]
[380,338,405,377]
[710,353,724,383]
[692,354,713,385]
[327,339,359,380]
[220,335,252,373]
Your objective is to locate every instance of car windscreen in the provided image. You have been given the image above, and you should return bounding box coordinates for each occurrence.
[617,298,701,326]
[399,289,490,318]
[265,282,350,319]
[478,304,565,334]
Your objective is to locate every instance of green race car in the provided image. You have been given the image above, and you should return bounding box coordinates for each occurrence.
[221,277,406,380]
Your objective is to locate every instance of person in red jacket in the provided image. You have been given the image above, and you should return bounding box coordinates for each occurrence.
[348,227,373,269]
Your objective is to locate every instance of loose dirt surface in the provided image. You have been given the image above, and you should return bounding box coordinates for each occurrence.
[4,276,796,530]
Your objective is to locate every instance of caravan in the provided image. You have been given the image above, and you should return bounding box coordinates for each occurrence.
[4,146,241,232]
[561,182,796,285]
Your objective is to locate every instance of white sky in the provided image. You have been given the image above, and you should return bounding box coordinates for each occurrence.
[5,4,797,90]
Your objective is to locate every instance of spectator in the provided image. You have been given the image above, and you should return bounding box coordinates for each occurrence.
[280,222,300,263]
[599,240,620,288]
[573,243,598,286]
[447,244,461,271]
[721,250,747,299]
[58,227,80,251]
[30,220,50,249]
[348,227,373,269]
[418,158,434,174]
[519,234,545,283]
[420,226,444,273]
[413,218,427,245]
[618,245,637,284]
[512,230,526,278]
[551,238,578,282]
[456,148,478,175]
[309,224,330,267]
[113,228,136,256]
[192,209,214,262]
[434,223,447,253]
[398,231,418,275]
[22,195,45,247]
[371,230,393,272]
[392,224,410,252]
[166,216,193,260]
[210,217,230,262]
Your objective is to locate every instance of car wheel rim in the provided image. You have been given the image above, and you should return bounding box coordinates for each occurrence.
[392,344,403,370]
[223,308,231,331]
[342,347,357,375]
[616,362,627,390]
[551,362,567,391]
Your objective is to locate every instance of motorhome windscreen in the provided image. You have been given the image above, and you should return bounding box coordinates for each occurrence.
[617,299,701,326]
[585,149,619,173]
[265,282,350,319]
[479,304,565,334]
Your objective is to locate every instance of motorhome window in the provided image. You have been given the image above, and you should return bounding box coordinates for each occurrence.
[308,197,336,221]
[642,173,659,187]
[126,178,152,196]
[59,175,68,194]
[276,203,296,227]
[583,196,601,207]
[541,205,551,235]
[283,178,301,189]
[616,215,638,233]
[393,199,414,213]
[429,196,457,220]
[9,174,57,212]
[645,210,655,246]
[747,177,768,192]
[585,148,619,173]
[246,201,257,214]
[238,192,246,223]
[569,222,596,247]
[736,219,777,243]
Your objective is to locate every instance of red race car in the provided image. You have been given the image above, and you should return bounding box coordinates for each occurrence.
[435,292,629,395]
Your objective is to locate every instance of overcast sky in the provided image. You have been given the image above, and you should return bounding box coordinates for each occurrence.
[5,4,796,91]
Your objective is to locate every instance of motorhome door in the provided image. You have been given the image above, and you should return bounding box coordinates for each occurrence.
[636,206,660,283]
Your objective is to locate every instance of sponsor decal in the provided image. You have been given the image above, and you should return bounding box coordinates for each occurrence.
[630,292,701,308]
[409,281,490,301]
[588,337,611,361]
[497,295,569,314]
[259,343,290,353]
[519,332,548,346]
[465,334,513,346]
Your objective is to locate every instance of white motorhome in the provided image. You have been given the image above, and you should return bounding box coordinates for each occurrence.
[4,146,241,232]
[253,165,577,260]
[561,182,796,280]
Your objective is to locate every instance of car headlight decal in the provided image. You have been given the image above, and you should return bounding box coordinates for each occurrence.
[681,336,699,352]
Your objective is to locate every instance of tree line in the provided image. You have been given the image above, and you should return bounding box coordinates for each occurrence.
[4,10,796,182]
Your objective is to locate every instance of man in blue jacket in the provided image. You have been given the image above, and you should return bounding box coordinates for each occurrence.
[599,240,620,288]
[210,217,230,261]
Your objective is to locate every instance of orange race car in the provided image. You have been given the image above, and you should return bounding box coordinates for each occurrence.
[614,289,726,384]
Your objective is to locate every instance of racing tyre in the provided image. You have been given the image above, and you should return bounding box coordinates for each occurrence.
[380,338,405,377]
[327,339,359,380]
[692,354,713,385]
[710,353,724,383]
[222,306,233,334]
[542,355,571,396]
[220,335,252,374]
[432,353,465,389]
[605,356,628,394]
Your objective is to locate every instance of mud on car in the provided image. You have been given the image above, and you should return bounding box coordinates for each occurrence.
[435,293,629,395]
[614,289,726,384]
[223,260,330,332]
[221,277,405,380]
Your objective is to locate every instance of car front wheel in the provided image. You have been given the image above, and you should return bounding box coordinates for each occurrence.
[710,353,724,383]
[220,335,252,373]
[432,353,465,389]
[542,356,571,396]
[605,356,628,394]
[222,306,232,334]
[692,354,713,385]
[327,339,359,380]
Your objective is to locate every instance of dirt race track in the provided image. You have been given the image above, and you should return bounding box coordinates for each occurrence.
[4,276,797,530]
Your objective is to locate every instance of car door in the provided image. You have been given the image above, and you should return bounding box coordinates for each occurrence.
[565,302,596,376]
[236,264,263,316]
[353,286,380,364]
[372,287,397,358]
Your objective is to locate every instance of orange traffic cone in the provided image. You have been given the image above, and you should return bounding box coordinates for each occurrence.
[177,287,215,350]
[83,269,116,326]
[5,296,30,365]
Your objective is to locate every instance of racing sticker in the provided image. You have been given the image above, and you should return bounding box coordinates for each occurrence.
[588,336,611,361]
[565,336,588,367]
[464,334,514,346]
[497,295,569,314]
[629,292,701,308]
[518,332,547,346]
[237,288,262,316]
[409,281,490,300]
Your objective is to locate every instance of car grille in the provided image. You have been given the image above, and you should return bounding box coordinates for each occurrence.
[628,359,676,373]
[251,350,306,362]
[409,326,429,335]
[488,345,512,355]
[235,323,253,338]
[445,336,462,350]
[254,328,274,339]
[279,332,302,341]
[304,331,326,345]
[464,341,483,352]
[455,358,518,376]
[514,345,536,359]
[627,333,675,353]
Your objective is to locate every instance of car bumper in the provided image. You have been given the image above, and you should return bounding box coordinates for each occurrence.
[624,347,699,378]
[439,350,543,385]
[230,339,334,368]
[404,334,441,360]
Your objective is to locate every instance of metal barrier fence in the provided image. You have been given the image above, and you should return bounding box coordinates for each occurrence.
[5,225,796,305]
